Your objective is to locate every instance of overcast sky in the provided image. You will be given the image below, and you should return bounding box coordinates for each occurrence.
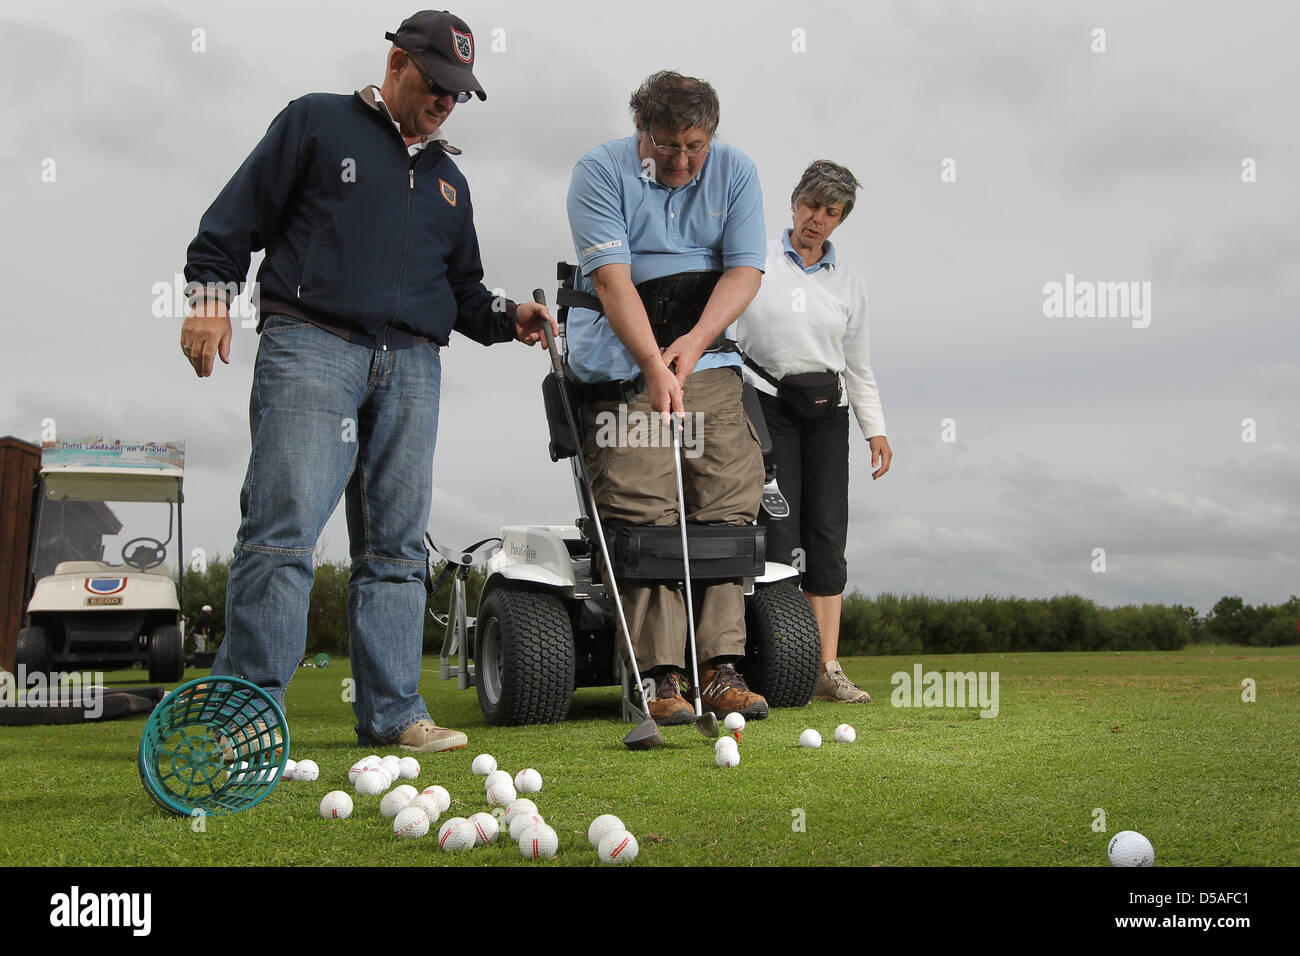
[2,0,1296,614]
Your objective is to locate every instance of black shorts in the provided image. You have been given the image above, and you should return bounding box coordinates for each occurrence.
[756,391,849,596]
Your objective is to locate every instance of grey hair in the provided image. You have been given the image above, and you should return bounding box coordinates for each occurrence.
[629,71,720,136]
[791,160,861,221]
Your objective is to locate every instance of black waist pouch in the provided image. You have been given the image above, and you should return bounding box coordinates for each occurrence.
[778,371,842,420]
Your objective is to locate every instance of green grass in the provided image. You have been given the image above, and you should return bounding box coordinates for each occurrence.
[1,645,1296,866]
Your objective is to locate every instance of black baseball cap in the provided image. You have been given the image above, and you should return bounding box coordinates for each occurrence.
[385,10,486,101]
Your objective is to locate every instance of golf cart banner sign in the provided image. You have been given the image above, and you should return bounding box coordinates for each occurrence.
[41,438,185,471]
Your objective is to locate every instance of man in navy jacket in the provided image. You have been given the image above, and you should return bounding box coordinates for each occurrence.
[180,11,554,752]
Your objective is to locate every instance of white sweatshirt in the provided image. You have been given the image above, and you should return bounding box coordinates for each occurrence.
[735,236,887,439]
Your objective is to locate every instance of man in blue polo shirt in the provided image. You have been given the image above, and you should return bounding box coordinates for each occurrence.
[565,70,769,724]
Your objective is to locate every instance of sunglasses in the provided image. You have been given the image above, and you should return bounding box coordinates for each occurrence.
[406,53,471,104]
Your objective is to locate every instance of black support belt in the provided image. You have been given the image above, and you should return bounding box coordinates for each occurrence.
[558,271,738,355]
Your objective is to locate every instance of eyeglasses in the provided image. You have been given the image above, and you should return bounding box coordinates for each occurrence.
[644,130,710,158]
[406,53,471,104]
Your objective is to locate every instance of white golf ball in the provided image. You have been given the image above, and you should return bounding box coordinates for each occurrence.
[319,791,353,820]
[283,758,298,780]
[598,829,639,864]
[487,779,517,808]
[437,817,475,851]
[518,823,558,860]
[715,748,741,768]
[355,769,387,796]
[714,736,739,754]
[294,758,320,781]
[471,753,498,775]
[391,784,419,802]
[364,755,381,764]
[504,798,540,825]
[347,759,378,785]
[587,814,625,849]
[392,806,430,839]
[1108,830,1155,867]
[833,724,856,744]
[380,790,413,819]
[514,768,543,793]
[724,713,745,734]
[799,729,822,749]
[484,769,512,791]
[509,812,547,842]
[380,755,401,781]
[408,794,442,822]
[420,785,451,814]
[398,756,421,779]
[468,811,500,846]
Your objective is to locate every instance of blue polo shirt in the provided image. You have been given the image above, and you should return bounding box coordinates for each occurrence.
[565,135,766,383]
[781,228,836,274]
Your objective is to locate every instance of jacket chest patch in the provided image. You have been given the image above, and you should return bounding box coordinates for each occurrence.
[439,180,457,206]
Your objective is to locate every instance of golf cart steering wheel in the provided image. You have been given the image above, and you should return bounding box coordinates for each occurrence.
[122,537,168,571]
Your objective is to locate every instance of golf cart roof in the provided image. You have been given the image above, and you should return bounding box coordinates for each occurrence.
[41,465,183,503]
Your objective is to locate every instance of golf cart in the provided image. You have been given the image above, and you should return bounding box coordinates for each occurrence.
[16,439,187,683]
[430,270,821,728]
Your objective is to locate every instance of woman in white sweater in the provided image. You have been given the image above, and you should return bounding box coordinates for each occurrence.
[735,160,892,703]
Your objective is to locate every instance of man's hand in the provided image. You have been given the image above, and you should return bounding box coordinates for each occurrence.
[870,435,893,480]
[515,302,558,347]
[180,298,232,377]
[660,330,708,387]
[644,362,684,420]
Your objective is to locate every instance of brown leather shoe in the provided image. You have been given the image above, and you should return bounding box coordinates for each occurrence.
[394,720,468,752]
[699,662,768,720]
[643,671,696,726]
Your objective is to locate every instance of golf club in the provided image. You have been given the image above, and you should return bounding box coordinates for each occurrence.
[670,413,721,738]
[533,289,663,750]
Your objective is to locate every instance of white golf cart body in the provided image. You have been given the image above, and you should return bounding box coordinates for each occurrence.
[18,440,187,682]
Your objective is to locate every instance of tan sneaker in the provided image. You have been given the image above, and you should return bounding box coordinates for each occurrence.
[395,720,468,753]
[699,662,768,719]
[642,671,696,726]
[813,661,871,703]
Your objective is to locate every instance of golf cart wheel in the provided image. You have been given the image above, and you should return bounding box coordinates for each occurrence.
[148,624,185,683]
[15,626,53,677]
[741,581,821,708]
[475,587,575,726]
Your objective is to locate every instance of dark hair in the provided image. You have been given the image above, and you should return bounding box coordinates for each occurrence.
[629,71,720,136]
[791,159,861,221]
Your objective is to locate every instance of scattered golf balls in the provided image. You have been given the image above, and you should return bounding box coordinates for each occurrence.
[724,713,745,738]
[588,814,625,849]
[294,758,320,781]
[471,754,497,775]
[1108,830,1155,867]
[319,791,353,820]
[833,724,856,744]
[420,785,451,814]
[408,794,442,821]
[518,823,558,860]
[715,748,741,768]
[514,768,543,793]
[355,770,387,796]
[598,829,639,864]
[799,729,822,749]
[397,756,421,779]
[392,806,430,839]
[509,812,547,842]
[487,779,517,808]
[437,817,475,851]
[504,798,540,825]
[380,790,413,819]
[468,811,500,846]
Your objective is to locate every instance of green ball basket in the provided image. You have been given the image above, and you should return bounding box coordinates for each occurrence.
[138,676,290,816]
[313,653,330,668]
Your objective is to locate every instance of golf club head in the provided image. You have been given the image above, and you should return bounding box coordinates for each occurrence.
[694,711,720,738]
[624,718,664,750]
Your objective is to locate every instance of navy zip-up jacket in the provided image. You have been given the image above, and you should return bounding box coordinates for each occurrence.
[185,87,516,349]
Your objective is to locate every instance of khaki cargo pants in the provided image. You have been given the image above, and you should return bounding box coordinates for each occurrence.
[581,367,764,673]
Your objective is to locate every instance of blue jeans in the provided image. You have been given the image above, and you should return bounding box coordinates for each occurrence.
[212,314,441,744]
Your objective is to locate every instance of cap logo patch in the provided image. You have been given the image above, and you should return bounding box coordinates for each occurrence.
[451,28,473,63]
[440,179,457,206]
